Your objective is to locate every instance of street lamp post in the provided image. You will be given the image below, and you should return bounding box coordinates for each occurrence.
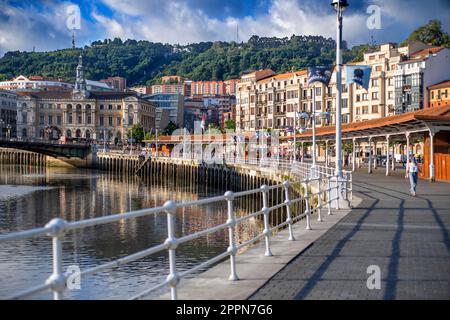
[311,86,317,168]
[293,111,297,162]
[332,0,348,178]
[299,111,330,168]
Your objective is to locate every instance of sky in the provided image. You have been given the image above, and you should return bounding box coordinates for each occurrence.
[0,0,449,56]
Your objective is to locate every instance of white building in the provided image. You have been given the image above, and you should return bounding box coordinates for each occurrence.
[395,46,450,113]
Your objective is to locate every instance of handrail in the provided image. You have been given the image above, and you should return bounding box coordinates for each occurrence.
[0,159,352,300]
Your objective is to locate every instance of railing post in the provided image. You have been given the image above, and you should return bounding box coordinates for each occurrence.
[317,177,322,222]
[260,185,273,256]
[224,191,239,281]
[283,181,295,241]
[303,179,312,230]
[44,218,68,300]
[164,200,179,300]
[335,175,340,210]
[327,177,332,215]
[349,172,353,202]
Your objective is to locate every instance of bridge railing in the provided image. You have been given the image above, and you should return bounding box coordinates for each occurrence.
[0,172,353,300]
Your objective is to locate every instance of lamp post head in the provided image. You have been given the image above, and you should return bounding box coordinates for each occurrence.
[299,127,307,134]
[331,0,349,11]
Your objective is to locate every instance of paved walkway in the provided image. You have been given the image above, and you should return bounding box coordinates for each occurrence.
[250,169,450,300]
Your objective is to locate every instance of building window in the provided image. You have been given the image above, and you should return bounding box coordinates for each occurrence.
[99,116,104,126]
[87,116,92,124]
[372,92,379,100]
[57,115,62,125]
[100,105,104,110]
[362,106,369,114]
[39,115,44,125]
[48,115,53,125]
[117,117,121,125]
[315,87,321,96]
[388,91,394,100]
[372,79,379,87]
[109,117,113,126]
[356,107,360,115]
[372,105,378,113]
[362,93,368,101]
[68,114,73,124]
[78,116,82,124]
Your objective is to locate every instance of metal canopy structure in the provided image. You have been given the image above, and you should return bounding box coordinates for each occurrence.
[284,105,450,143]
[283,105,450,181]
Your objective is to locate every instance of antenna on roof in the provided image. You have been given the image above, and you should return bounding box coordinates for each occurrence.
[370,34,376,47]
[72,32,76,49]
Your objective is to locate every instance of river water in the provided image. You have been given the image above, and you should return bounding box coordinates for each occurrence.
[0,165,263,300]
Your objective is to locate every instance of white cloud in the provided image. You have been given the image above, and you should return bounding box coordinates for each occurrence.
[0,0,449,56]
[93,0,373,46]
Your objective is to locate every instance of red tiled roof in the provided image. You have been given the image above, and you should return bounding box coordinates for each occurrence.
[411,46,444,57]
[428,80,450,90]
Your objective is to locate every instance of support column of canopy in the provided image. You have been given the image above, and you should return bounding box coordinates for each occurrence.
[386,134,390,176]
[391,141,396,172]
[405,132,411,167]
[373,140,378,169]
[357,142,361,168]
[429,129,436,182]
[325,140,329,167]
[352,138,356,172]
[368,137,373,174]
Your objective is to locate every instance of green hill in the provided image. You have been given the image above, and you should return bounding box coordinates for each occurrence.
[0,35,356,86]
[0,19,448,87]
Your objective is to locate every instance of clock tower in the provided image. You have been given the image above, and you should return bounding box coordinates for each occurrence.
[72,54,90,100]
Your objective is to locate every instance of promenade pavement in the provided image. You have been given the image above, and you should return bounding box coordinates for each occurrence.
[250,169,450,300]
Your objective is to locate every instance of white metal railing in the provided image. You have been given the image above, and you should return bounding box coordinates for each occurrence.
[0,169,352,300]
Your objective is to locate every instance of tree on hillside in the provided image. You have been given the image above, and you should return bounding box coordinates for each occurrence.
[401,20,450,47]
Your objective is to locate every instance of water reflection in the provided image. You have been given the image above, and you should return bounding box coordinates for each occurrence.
[0,165,263,300]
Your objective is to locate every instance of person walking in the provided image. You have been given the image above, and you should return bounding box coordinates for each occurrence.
[405,158,419,196]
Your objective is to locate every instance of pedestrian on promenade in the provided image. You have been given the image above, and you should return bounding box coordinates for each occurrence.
[405,158,419,196]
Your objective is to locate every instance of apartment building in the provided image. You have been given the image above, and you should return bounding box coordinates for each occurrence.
[428,80,450,108]
[394,46,450,113]
[236,41,447,132]
[236,68,349,133]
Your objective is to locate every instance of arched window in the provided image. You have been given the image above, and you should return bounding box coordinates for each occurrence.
[66,130,72,138]
[22,103,27,109]
[85,130,91,139]
[76,104,82,111]
[67,104,72,110]
[86,104,91,110]
[76,129,82,138]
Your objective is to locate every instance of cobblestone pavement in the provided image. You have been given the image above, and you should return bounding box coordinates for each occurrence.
[250,169,450,300]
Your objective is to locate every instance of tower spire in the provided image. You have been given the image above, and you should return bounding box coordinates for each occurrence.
[73,53,89,99]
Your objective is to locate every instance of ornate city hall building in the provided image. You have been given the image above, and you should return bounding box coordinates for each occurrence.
[17,55,156,142]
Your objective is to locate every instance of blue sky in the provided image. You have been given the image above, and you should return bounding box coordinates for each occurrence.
[0,0,449,55]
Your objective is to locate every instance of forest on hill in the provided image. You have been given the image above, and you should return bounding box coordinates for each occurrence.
[0,20,448,87]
